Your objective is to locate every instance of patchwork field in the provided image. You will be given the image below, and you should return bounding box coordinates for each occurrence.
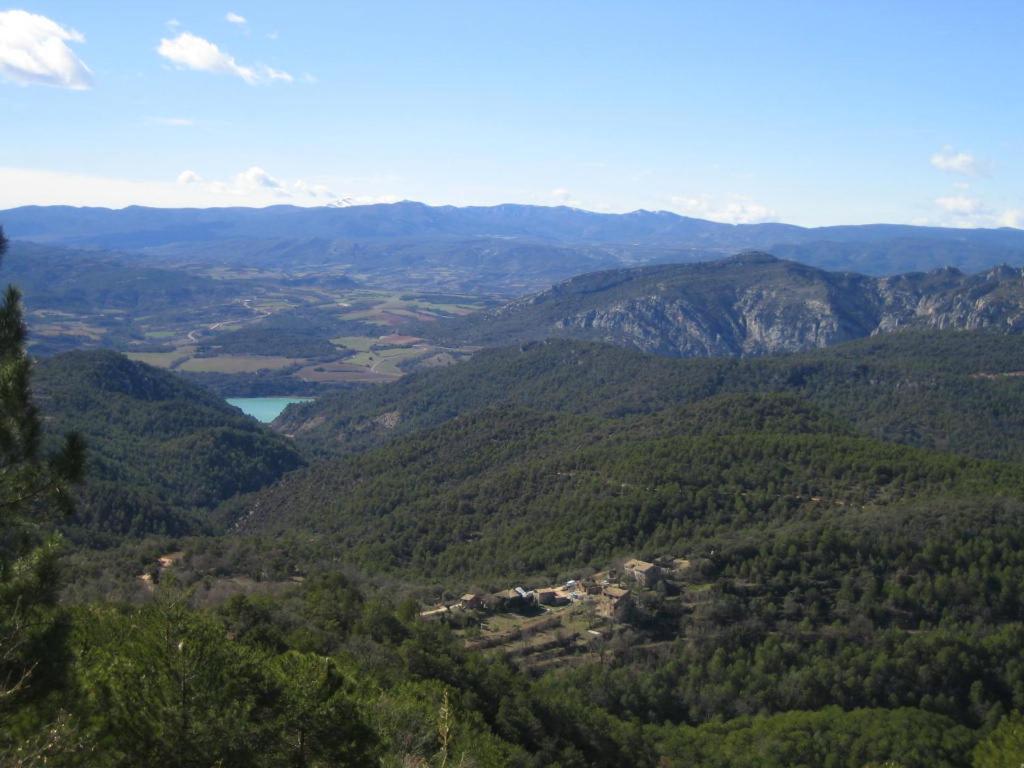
[44,271,493,391]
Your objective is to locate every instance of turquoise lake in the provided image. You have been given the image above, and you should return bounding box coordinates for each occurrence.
[226,397,314,423]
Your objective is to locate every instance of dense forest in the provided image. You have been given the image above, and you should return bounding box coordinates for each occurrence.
[4,214,1024,766]
[278,330,1024,463]
[32,350,304,545]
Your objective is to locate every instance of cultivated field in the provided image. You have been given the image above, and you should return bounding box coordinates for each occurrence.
[35,267,492,390]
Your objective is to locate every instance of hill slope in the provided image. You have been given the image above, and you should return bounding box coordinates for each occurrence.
[425,252,1024,355]
[34,350,305,543]
[276,330,1024,464]
[238,394,1024,580]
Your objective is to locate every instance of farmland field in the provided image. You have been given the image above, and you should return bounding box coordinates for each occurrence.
[34,266,491,392]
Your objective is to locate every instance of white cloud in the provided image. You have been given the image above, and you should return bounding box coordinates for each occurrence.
[935,195,982,215]
[226,12,247,26]
[669,194,777,224]
[928,195,1024,229]
[549,188,579,207]
[999,210,1024,229]
[0,9,91,90]
[157,32,257,83]
[184,166,347,202]
[0,166,388,209]
[930,146,981,176]
[235,165,282,191]
[157,32,293,85]
[166,18,181,29]
[930,194,991,228]
[177,170,202,185]
[263,66,293,83]
[292,179,340,199]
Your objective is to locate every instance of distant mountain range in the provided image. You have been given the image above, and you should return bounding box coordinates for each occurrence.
[425,252,1024,356]
[4,202,1024,291]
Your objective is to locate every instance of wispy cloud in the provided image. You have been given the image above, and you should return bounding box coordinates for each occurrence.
[930,146,982,176]
[0,165,396,208]
[177,170,202,184]
[670,194,776,224]
[0,9,91,90]
[263,66,293,83]
[1000,210,1024,229]
[186,166,343,202]
[225,12,247,26]
[934,195,985,216]
[549,188,578,207]
[930,194,1024,229]
[158,32,256,83]
[157,32,291,85]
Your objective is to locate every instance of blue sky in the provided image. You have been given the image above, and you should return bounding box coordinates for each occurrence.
[0,1,1022,227]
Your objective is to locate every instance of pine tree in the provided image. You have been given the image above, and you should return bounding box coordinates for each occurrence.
[0,224,86,754]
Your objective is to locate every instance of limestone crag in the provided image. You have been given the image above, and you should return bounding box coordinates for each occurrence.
[461,253,1024,357]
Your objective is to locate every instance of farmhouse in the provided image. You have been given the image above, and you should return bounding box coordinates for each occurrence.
[624,558,661,588]
[599,585,633,619]
[537,589,570,607]
[490,587,535,611]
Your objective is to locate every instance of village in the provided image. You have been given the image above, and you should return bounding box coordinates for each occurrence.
[418,556,694,672]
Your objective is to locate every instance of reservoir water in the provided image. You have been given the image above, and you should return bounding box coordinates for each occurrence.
[226,397,314,423]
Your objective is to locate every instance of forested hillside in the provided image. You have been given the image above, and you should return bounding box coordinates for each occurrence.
[278,330,1024,463]
[239,392,1024,578]
[33,350,304,543]
[201,347,1024,766]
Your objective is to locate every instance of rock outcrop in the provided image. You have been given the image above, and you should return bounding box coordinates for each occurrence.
[441,252,1024,357]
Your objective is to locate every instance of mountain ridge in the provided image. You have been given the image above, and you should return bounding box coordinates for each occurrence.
[5,201,1024,278]
[4,200,1021,245]
[424,252,1024,356]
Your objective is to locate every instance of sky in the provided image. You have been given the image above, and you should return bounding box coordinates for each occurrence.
[0,1,1022,228]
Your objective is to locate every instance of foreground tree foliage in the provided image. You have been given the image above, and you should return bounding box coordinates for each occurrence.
[69,597,378,767]
[0,226,86,761]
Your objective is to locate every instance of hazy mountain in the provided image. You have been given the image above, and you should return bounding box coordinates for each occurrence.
[4,202,1024,280]
[3,240,242,314]
[424,252,1024,356]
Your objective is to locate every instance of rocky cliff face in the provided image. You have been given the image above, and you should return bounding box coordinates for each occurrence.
[461,253,1024,357]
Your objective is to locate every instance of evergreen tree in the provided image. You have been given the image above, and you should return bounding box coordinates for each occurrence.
[972,713,1024,768]
[0,225,86,755]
